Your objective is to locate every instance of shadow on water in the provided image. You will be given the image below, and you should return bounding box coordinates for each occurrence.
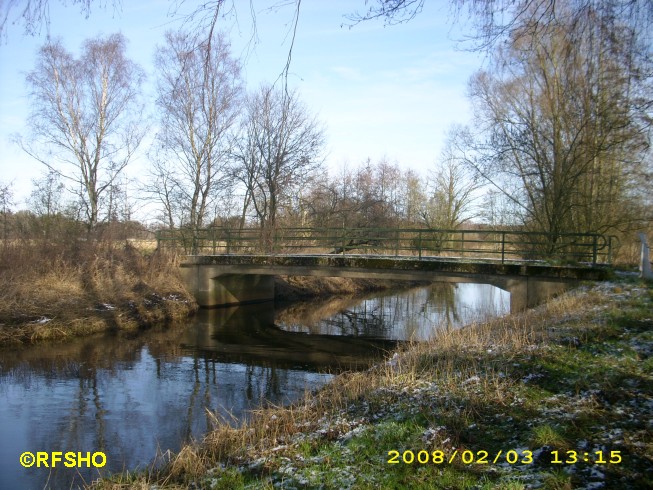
[0,282,508,489]
[186,304,400,371]
[0,301,399,490]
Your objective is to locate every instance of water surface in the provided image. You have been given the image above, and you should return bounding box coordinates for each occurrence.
[0,282,508,489]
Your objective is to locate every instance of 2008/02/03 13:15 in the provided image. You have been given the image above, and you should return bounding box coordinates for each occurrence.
[387,449,623,465]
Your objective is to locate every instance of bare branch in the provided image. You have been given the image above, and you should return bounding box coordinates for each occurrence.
[344,0,424,27]
[153,29,243,230]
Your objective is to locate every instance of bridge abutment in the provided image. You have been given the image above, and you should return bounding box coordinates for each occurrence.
[181,265,275,307]
[497,277,577,312]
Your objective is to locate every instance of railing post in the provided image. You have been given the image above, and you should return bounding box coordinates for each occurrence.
[461,231,465,257]
[501,231,506,263]
[592,235,598,265]
[418,230,422,260]
[395,228,399,257]
[273,228,279,255]
[212,228,216,255]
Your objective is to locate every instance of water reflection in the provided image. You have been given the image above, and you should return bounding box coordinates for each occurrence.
[278,283,509,340]
[0,305,394,489]
[185,305,398,371]
[0,282,507,489]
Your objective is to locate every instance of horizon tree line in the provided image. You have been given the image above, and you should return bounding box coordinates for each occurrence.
[2,0,651,254]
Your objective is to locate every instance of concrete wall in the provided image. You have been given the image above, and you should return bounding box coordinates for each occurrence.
[181,261,577,311]
[181,264,275,307]
[498,277,577,312]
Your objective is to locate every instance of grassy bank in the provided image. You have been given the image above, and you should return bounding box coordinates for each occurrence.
[0,240,425,345]
[0,241,197,344]
[0,241,421,345]
[94,276,653,489]
[274,275,429,302]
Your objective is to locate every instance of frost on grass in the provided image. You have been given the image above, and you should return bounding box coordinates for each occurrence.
[30,316,51,324]
[185,281,652,490]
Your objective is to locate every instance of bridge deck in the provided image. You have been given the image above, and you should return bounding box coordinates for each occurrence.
[181,254,611,281]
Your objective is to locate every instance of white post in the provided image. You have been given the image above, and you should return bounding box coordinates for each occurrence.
[639,233,653,280]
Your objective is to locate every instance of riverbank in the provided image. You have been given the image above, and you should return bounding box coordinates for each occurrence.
[274,275,430,302]
[94,275,653,489]
[0,241,197,344]
[0,241,424,345]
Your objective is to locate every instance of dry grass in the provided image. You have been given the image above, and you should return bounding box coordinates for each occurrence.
[274,274,427,302]
[0,240,196,344]
[92,287,609,488]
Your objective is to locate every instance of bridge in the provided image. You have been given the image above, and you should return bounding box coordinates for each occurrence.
[157,227,613,312]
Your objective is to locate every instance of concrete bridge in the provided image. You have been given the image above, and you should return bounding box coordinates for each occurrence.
[180,254,611,312]
[168,227,613,312]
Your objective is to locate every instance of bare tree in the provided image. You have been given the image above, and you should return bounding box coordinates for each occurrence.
[152,29,243,232]
[401,169,424,225]
[141,156,182,230]
[344,1,653,52]
[232,84,324,239]
[421,161,477,231]
[479,189,520,228]
[0,181,13,213]
[454,0,653,52]
[21,33,145,232]
[466,5,651,240]
[102,174,132,224]
[0,180,13,246]
[418,128,479,252]
[28,169,65,239]
[302,159,426,231]
[29,169,64,219]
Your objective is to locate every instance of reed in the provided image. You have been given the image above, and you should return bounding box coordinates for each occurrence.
[0,240,196,344]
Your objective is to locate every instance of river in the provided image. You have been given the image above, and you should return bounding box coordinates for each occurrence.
[0,282,508,489]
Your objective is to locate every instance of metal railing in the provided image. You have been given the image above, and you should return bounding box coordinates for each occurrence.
[156,227,613,265]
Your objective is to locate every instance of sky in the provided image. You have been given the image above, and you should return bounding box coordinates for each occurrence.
[0,0,484,213]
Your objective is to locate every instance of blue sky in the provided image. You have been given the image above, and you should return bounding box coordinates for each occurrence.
[0,0,483,211]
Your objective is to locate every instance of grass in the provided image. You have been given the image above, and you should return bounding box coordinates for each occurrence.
[274,274,429,302]
[91,275,653,489]
[0,236,422,345]
[0,239,197,344]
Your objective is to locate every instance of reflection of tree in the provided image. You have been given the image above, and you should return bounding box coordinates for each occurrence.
[263,364,282,404]
[308,295,412,338]
[243,364,286,405]
[183,356,201,442]
[277,284,471,339]
[245,364,255,401]
[280,284,466,339]
[203,357,214,431]
[324,305,388,337]
[427,283,460,327]
[66,347,107,452]
[9,292,482,489]
[37,345,110,488]
[266,365,280,402]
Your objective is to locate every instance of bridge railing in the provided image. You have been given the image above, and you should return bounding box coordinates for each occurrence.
[155,227,613,265]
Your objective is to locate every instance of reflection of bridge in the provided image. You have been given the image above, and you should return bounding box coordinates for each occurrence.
[186,305,399,371]
[167,227,613,312]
